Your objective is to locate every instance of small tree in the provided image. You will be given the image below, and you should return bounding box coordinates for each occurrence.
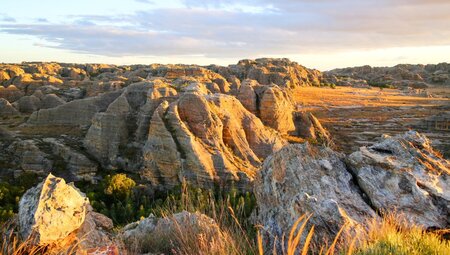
[104,173,136,200]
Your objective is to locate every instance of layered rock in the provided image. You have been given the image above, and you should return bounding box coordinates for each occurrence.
[347,131,450,228]
[254,143,376,249]
[27,90,121,126]
[326,63,450,88]
[0,98,19,116]
[142,92,287,190]
[214,58,322,88]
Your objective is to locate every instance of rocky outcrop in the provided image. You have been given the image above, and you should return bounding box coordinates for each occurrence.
[213,58,322,88]
[18,174,115,252]
[42,138,98,182]
[0,98,19,116]
[122,211,228,254]
[326,63,450,88]
[84,95,130,168]
[237,80,296,135]
[27,90,122,126]
[142,92,287,190]
[8,140,52,176]
[0,85,24,102]
[347,131,450,229]
[293,111,331,143]
[254,143,376,249]
[255,131,450,252]
[13,95,41,113]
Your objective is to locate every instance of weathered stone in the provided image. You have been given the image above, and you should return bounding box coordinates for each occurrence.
[13,95,42,113]
[255,143,376,250]
[122,211,227,254]
[0,85,24,102]
[347,131,450,228]
[0,98,19,116]
[18,174,88,245]
[40,93,66,109]
[27,90,122,126]
[84,95,130,168]
[259,85,296,134]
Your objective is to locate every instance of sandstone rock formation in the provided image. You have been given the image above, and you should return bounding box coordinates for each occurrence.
[210,58,322,88]
[142,92,287,190]
[27,90,121,126]
[326,63,450,88]
[0,98,19,116]
[254,143,376,249]
[347,131,450,228]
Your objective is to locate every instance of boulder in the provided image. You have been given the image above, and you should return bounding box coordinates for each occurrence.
[18,174,88,245]
[8,139,52,175]
[294,111,331,143]
[122,211,228,254]
[347,131,450,229]
[0,98,19,116]
[0,85,24,102]
[18,174,116,253]
[13,95,42,113]
[40,93,66,109]
[254,143,376,250]
[258,85,296,134]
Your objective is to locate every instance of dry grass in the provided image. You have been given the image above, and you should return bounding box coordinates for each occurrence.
[256,213,450,255]
[0,220,80,255]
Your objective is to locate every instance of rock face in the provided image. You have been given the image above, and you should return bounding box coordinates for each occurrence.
[142,92,287,190]
[348,131,450,228]
[254,143,376,249]
[18,174,115,252]
[122,211,227,254]
[255,131,450,252]
[27,90,121,126]
[237,80,296,135]
[18,174,88,245]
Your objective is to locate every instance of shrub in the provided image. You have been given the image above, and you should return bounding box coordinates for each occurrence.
[104,173,136,199]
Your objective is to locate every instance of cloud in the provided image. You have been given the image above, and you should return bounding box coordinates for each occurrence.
[0,0,449,59]
[0,13,16,23]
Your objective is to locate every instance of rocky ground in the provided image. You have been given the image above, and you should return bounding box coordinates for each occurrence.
[0,58,449,254]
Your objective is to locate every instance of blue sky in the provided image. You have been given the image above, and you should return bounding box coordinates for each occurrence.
[0,0,449,70]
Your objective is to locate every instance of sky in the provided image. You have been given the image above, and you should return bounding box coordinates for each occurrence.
[0,0,449,71]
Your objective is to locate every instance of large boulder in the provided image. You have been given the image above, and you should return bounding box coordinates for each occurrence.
[18,174,116,252]
[347,131,450,229]
[254,143,376,250]
[18,174,88,245]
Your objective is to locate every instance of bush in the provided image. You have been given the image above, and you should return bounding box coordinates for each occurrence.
[104,173,136,199]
